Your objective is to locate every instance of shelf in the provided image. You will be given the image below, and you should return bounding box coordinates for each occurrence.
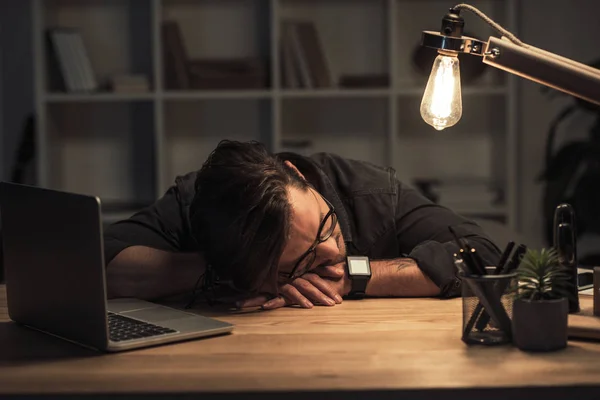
[396,86,508,97]
[41,86,507,102]
[395,95,507,137]
[281,88,389,98]
[44,92,155,103]
[162,90,272,100]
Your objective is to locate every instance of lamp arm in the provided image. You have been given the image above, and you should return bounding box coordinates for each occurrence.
[452,2,600,84]
[483,37,600,106]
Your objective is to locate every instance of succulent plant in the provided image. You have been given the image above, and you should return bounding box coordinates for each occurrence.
[515,248,575,301]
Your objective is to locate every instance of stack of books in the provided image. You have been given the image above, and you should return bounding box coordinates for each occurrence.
[47,28,98,93]
[162,21,267,90]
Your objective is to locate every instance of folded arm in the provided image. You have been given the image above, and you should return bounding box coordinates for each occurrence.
[103,185,203,300]
[394,181,502,298]
[106,246,205,300]
[366,258,440,297]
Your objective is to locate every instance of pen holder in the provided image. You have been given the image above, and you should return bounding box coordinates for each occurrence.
[461,272,517,345]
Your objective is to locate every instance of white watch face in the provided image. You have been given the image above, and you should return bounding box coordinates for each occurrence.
[349,258,370,275]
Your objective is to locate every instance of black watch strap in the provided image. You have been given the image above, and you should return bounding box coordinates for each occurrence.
[348,276,369,299]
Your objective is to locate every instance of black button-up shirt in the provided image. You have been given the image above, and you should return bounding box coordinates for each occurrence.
[104,152,501,298]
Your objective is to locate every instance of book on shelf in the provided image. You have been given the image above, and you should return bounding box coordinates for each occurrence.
[162,20,191,90]
[280,21,301,89]
[46,28,98,93]
[280,19,332,89]
[161,20,267,90]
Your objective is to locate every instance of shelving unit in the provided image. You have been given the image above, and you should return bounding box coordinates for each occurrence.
[32,0,519,231]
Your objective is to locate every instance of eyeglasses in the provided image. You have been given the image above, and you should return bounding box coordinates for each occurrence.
[286,191,337,281]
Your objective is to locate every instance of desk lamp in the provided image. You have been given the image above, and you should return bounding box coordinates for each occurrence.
[419,3,600,131]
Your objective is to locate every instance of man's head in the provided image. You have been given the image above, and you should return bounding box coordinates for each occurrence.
[189,140,346,295]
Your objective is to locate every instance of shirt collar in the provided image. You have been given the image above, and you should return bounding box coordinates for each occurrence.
[277,153,353,244]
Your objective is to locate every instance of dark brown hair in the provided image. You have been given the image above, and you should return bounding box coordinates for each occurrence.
[189,140,309,294]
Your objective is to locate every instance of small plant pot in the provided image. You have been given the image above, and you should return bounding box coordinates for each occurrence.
[512,297,569,352]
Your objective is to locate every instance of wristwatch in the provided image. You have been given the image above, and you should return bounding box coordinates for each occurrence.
[345,256,372,299]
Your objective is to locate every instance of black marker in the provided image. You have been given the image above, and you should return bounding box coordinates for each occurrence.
[492,241,515,275]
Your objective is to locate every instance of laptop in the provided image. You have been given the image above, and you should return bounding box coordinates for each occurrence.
[0,182,234,352]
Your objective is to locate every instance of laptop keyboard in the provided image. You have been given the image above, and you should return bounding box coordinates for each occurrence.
[108,312,178,342]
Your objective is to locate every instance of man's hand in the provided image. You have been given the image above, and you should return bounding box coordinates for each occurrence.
[236,262,350,310]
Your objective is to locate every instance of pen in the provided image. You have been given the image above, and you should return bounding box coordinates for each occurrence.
[502,244,527,274]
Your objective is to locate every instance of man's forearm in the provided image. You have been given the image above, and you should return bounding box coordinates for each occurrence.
[366,258,440,297]
[106,246,205,300]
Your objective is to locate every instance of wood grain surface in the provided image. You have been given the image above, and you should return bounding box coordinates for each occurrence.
[2,285,600,399]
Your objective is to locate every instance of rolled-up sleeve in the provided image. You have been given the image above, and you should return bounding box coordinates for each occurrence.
[395,181,502,298]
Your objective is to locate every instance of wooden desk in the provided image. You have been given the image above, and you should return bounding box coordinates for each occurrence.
[2,284,600,399]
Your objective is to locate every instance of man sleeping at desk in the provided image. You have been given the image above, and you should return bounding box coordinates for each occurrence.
[104,140,501,310]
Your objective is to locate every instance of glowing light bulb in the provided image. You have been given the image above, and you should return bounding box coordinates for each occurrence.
[420,53,462,131]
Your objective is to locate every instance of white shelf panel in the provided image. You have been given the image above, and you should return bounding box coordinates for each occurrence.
[281,89,390,98]
[44,93,155,103]
[162,90,272,100]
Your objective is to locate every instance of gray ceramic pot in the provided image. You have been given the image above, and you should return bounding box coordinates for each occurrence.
[512,297,569,352]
